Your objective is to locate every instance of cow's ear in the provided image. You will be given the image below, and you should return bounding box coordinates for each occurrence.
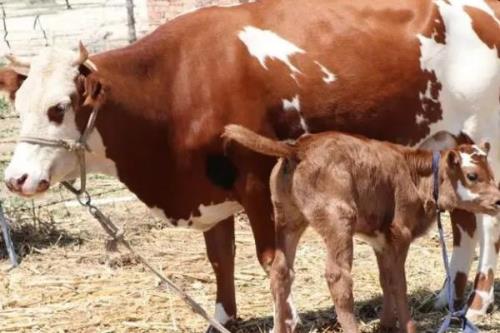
[82,74,104,107]
[0,68,27,101]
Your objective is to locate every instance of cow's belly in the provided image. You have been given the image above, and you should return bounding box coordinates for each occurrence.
[150,200,243,231]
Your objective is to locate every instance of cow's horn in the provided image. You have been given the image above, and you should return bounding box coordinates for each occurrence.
[74,41,89,66]
[74,41,98,72]
[5,54,30,76]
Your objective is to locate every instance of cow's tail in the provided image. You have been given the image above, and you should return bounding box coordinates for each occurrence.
[223,124,295,158]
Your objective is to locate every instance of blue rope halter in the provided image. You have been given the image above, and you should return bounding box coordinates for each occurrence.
[432,151,478,333]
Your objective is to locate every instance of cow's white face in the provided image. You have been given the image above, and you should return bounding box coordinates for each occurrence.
[4,48,83,196]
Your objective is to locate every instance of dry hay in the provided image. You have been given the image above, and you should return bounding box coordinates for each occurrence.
[0,181,499,333]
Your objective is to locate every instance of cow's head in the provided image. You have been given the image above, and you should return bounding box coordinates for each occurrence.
[2,43,103,197]
[439,143,500,215]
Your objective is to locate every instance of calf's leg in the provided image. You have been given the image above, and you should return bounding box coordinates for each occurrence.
[306,204,358,333]
[386,245,416,333]
[375,252,397,331]
[270,223,305,333]
[204,217,237,331]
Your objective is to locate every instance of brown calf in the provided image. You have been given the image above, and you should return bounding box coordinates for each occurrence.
[223,125,500,333]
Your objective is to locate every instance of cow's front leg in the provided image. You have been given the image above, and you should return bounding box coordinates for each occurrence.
[435,210,478,309]
[204,217,237,332]
[466,214,500,320]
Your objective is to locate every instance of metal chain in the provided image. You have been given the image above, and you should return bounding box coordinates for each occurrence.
[72,190,230,333]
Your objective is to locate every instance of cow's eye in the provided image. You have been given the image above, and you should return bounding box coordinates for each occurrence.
[47,103,68,124]
[466,172,478,182]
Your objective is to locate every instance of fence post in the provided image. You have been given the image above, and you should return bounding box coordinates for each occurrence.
[0,201,18,267]
[125,0,137,43]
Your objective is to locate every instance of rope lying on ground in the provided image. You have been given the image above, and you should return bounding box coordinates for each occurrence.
[63,183,231,333]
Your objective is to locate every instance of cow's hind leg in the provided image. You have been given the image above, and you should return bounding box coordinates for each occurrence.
[467,214,500,320]
[234,153,276,274]
[204,217,237,332]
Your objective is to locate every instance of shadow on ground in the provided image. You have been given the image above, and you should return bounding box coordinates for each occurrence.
[233,285,500,333]
[0,219,83,260]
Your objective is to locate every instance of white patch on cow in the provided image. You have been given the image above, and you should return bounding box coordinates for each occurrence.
[419,80,439,108]
[238,26,305,81]
[466,297,491,320]
[457,180,479,201]
[416,114,426,125]
[466,288,494,320]
[282,95,309,133]
[282,95,300,112]
[314,61,336,84]
[151,200,243,231]
[415,0,500,147]
[356,232,386,253]
[214,303,233,325]
[465,214,500,318]
[285,293,300,331]
[435,225,478,309]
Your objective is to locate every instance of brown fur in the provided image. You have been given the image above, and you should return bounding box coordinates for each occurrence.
[2,0,499,325]
[224,125,500,333]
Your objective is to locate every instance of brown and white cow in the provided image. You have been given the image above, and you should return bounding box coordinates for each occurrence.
[1,0,499,329]
[222,124,500,333]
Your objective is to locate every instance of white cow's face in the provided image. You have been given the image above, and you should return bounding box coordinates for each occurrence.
[4,48,84,197]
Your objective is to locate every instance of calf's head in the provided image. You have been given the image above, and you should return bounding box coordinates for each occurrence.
[439,143,500,215]
[2,44,102,197]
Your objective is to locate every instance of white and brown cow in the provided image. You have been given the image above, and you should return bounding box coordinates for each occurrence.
[0,0,498,329]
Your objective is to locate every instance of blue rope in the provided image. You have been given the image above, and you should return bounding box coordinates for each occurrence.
[432,152,478,333]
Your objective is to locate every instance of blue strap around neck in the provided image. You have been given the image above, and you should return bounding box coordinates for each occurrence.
[432,151,440,204]
[432,151,479,333]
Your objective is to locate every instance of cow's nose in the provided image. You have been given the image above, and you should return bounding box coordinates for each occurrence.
[495,199,500,207]
[5,174,28,192]
[37,179,50,193]
[16,173,28,186]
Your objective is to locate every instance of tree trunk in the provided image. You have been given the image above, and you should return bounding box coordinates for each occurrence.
[125,0,137,44]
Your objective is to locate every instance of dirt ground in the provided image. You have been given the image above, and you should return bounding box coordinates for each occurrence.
[0,109,499,333]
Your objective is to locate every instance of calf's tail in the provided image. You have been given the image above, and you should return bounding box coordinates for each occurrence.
[223,124,295,158]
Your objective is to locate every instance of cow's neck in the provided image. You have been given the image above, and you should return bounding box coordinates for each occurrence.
[82,46,201,213]
[403,149,439,220]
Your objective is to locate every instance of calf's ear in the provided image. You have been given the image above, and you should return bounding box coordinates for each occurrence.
[446,150,460,168]
[480,141,490,155]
